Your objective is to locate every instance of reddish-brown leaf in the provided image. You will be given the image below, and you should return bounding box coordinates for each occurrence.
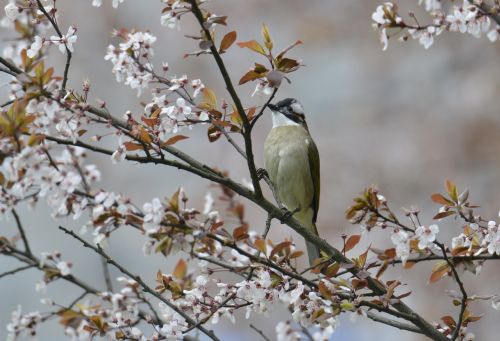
[429,260,450,284]
[433,211,455,220]
[123,141,143,151]
[343,234,361,253]
[441,315,456,328]
[254,238,267,254]
[276,40,303,60]
[238,70,264,85]
[207,124,222,142]
[318,281,332,300]
[270,241,292,258]
[219,31,237,52]
[233,225,249,241]
[141,116,159,127]
[163,135,189,146]
[173,259,187,280]
[431,193,454,206]
[237,40,266,55]
[403,261,415,269]
[384,248,396,259]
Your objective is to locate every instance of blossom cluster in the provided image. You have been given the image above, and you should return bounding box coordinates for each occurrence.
[105,30,157,96]
[372,0,500,50]
[0,143,99,220]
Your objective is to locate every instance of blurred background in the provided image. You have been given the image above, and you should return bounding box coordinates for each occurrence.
[1,0,500,340]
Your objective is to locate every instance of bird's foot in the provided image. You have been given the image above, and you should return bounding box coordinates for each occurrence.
[257,168,268,180]
[279,206,300,223]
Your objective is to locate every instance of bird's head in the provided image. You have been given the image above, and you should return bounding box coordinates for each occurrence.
[268,98,308,129]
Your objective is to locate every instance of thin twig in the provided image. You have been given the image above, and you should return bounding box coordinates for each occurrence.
[301,325,314,341]
[250,324,271,341]
[35,0,72,91]
[12,209,32,255]
[1,99,15,108]
[0,264,34,279]
[250,88,278,129]
[437,242,468,340]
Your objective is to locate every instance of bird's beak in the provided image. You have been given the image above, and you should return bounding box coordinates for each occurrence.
[268,103,278,111]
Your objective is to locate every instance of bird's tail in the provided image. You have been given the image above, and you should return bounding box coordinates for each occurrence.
[306,239,321,267]
[296,210,321,266]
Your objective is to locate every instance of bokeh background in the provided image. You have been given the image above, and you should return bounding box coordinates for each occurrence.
[1,0,500,340]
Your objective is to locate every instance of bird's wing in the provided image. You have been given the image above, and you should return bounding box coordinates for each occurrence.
[308,139,320,224]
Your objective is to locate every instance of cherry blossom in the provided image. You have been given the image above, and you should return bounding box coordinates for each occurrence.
[143,198,165,233]
[4,3,19,21]
[415,224,439,249]
[51,25,77,54]
[27,36,43,58]
[391,229,410,263]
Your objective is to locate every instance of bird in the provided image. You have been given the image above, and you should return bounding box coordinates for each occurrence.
[263,98,321,266]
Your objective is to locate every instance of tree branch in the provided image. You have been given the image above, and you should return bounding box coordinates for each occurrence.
[35,0,72,91]
[12,209,32,256]
[0,264,34,279]
[189,0,263,198]
[366,311,423,334]
[436,242,468,340]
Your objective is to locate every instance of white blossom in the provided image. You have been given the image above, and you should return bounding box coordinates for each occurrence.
[276,321,301,341]
[4,3,19,21]
[27,36,43,58]
[415,224,439,249]
[488,26,500,42]
[105,31,157,95]
[111,145,126,164]
[391,229,410,264]
[492,296,500,311]
[51,26,77,54]
[143,198,164,233]
[56,260,72,276]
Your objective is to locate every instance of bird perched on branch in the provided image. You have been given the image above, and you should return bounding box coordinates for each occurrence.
[264,98,321,266]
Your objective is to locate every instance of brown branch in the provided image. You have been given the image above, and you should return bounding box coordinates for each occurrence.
[189,0,262,198]
[35,0,72,91]
[250,324,271,341]
[0,57,22,74]
[12,209,32,255]
[366,311,423,334]
[436,242,468,340]
[0,264,34,279]
[0,66,18,77]
[250,88,278,129]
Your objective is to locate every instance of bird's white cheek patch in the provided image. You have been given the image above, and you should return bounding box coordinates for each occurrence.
[291,102,304,114]
[305,139,310,146]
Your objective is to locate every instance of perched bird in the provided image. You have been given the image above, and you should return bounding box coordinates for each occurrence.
[264,98,321,265]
